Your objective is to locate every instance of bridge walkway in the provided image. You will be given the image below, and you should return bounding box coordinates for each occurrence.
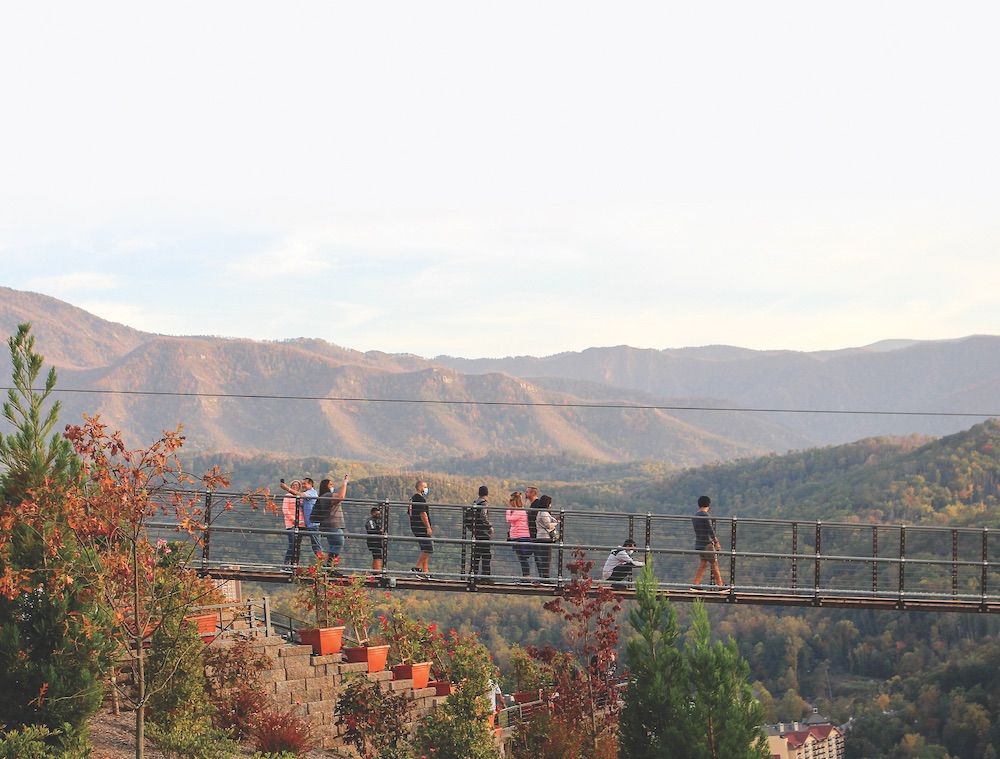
[148,491,1000,614]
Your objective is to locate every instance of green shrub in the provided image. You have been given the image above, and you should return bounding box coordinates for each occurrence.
[146,721,240,759]
[0,724,60,759]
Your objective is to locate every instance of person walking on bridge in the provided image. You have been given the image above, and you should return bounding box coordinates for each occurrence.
[691,495,725,589]
[408,479,433,577]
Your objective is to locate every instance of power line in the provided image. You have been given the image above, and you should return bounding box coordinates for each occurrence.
[7,386,998,419]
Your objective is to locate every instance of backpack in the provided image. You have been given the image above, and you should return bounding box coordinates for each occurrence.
[311,493,332,523]
[463,504,477,532]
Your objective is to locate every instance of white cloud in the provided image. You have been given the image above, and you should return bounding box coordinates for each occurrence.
[28,272,123,294]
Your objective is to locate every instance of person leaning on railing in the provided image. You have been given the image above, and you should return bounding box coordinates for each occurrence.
[534,495,559,579]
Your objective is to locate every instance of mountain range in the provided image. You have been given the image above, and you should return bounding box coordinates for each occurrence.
[1,285,997,467]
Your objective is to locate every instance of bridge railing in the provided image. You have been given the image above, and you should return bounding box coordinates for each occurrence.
[144,490,999,602]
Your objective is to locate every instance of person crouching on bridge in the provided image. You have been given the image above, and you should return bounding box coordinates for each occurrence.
[691,495,725,589]
[602,539,644,588]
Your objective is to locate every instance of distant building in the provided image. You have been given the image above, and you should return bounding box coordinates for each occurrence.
[763,710,845,759]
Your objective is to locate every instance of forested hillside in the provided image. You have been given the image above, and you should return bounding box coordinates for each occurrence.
[226,419,1000,758]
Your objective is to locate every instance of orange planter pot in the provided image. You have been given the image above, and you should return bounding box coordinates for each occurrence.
[298,626,345,655]
[512,688,542,704]
[391,661,432,689]
[342,644,390,672]
[186,613,218,638]
[429,680,455,696]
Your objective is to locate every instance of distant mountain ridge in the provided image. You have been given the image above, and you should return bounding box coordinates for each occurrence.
[1,285,997,465]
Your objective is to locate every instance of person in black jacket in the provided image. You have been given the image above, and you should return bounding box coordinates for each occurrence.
[365,505,384,571]
[468,485,494,581]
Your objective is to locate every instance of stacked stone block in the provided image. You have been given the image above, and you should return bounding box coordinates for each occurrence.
[248,635,450,752]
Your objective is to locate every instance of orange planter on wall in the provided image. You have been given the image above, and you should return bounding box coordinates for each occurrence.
[429,680,455,696]
[343,644,390,672]
[298,626,345,656]
[391,661,432,689]
[186,613,218,641]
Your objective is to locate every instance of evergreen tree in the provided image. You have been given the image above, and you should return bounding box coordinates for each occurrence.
[0,323,111,751]
[685,601,770,759]
[0,324,81,502]
[620,564,691,758]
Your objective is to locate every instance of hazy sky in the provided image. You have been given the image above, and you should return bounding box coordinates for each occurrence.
[2,2,999,359]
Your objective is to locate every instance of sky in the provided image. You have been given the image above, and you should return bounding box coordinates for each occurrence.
[2,2,999,360]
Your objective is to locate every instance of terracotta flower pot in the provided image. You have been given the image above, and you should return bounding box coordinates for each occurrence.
[186,613,218,639]
[429,680,455,696]
[342,643,390,672]
[512,688,542,704]
[391,661,432,689]
[298,626,346,656]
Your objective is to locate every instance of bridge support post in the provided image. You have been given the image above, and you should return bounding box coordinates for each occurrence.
[872,526,879,594]
[814,522,822,595]
[729,518,738,588]
[201,492,213,572]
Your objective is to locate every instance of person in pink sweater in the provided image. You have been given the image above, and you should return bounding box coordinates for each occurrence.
[505,491,532,580]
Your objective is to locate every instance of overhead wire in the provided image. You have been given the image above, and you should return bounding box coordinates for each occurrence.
[5,386,997,419]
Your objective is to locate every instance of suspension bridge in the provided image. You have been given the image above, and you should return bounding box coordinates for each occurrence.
[150,491,1000,614]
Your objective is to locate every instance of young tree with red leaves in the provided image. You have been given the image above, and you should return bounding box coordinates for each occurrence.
[62,416,233,759]
[516,549,623,759]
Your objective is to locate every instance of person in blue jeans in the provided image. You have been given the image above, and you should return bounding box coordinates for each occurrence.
[281,477,323,559]
[315,475,349,570]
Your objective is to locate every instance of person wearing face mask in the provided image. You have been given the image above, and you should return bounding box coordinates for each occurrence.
[602,539,644,587]
[408,479,433,577]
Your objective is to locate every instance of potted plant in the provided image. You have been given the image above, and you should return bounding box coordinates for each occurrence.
[431,627,498,696]
[508,645,546,704]
[380,601,436,690]
[323,571,389,672]
[292,555,347,655]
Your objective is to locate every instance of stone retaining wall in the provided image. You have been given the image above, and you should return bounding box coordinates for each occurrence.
[247,635,454,753]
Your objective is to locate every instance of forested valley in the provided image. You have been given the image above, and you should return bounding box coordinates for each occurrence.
[214,419,1000,758]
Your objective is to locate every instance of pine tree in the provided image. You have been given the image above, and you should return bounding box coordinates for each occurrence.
[0,323,112,752]
[619,564,692,758]
[685,601,770,759]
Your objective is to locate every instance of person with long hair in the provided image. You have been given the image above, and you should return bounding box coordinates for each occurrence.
[505,491,532,580]
[314,475,349,570]
[534,495,559,579]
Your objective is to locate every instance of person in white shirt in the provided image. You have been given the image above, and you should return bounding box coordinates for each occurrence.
[602,539,644,586]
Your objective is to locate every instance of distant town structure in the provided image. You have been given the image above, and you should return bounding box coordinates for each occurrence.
[764,709,845,759]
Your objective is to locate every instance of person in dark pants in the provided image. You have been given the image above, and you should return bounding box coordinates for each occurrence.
[468,485,494,581]
[506,491,532,580]
[365,505,384,572]
[524,485,541,576]
[602,538,644,587]
[534,495,558,579]
[408,480,433,577]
